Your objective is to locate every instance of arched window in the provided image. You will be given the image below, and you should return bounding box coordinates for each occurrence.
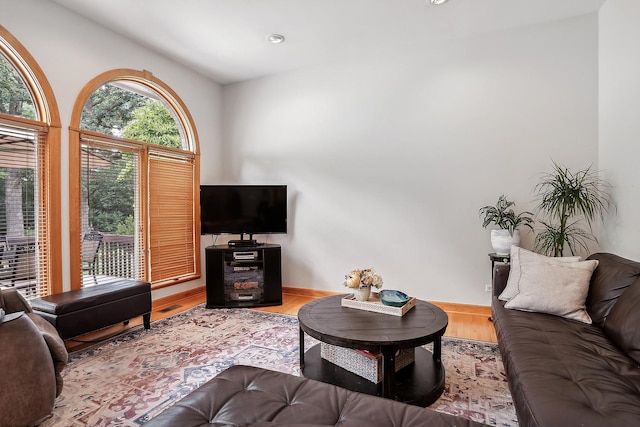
[69,70,200,289]
[0,25,62,297]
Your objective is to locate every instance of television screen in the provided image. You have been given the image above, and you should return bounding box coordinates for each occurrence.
[200,185,287,235]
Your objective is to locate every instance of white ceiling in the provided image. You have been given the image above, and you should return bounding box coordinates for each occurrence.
[51,0,606,84]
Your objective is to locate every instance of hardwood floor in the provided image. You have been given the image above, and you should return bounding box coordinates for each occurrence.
[65,287,497,352]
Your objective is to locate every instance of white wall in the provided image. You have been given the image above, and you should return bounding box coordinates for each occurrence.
[222,14,600,305]
[3,0,223,298]
[599,0,640,261]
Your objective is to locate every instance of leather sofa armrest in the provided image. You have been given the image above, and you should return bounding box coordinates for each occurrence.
[0,288,33,314]
[28,313,68,397]
[0,313,57,426]
[493,263,510,297]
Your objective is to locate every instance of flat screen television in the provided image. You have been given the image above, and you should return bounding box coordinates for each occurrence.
[200,185,287,239]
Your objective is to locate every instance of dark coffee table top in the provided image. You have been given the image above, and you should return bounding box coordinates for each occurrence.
[298,294,448,351]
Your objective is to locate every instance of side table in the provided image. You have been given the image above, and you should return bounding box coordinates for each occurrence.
[488,252,510,282]
[488,252,510,321]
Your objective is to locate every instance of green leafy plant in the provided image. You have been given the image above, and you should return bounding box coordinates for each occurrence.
[479,195,534,236]
[534,161,612,257]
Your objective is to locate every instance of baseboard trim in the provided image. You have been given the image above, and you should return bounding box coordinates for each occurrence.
[281,286,341,298]
[153,286,206,311]
[282,287,491,317]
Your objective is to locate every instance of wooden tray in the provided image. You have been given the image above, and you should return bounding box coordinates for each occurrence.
[341,293,416,316]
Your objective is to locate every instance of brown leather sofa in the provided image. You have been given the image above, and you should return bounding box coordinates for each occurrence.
[492,252,640,427]
[0,288,68,427]
[144,365,486,426]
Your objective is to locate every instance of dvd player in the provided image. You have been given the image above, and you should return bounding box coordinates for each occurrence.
[233,251,258,261]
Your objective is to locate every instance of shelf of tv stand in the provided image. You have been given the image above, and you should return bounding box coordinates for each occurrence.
[207,300,282,309]
[205,243,282,309]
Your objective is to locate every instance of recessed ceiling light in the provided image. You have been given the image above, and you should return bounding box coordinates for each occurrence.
[267,34,285,44]
[430,0,449,4]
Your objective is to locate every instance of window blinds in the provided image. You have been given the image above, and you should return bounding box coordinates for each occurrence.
[79,135,145,287]
[148,150,196,285]
[0,121,49,298]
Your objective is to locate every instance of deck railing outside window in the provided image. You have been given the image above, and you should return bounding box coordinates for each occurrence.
[81,233,136,287]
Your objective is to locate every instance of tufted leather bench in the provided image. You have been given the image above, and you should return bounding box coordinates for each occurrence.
[144,365,486,427]
[30,279,151,340]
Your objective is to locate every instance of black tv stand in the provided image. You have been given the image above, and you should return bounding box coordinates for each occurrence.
[205,244,282,308]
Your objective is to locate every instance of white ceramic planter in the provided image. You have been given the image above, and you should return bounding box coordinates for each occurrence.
[352,286,371,302]
[491,229,520,255]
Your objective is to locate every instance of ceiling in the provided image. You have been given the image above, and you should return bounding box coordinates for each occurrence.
[51,0,606,85]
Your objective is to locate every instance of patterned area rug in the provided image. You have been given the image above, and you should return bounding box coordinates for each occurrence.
[41,305,518,427]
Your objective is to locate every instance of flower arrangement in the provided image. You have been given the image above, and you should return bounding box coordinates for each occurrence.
[344,268,383,289]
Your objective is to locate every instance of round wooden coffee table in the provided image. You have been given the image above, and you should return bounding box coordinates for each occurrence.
[298,294,448,407]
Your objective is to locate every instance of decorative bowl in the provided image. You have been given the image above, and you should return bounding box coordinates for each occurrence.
[379,290,410,307]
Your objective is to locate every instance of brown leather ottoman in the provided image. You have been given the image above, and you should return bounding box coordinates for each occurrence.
[144,365,486,427]
[30,280,151,340]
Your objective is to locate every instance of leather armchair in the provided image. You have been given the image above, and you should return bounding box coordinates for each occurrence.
[0,288,68,427]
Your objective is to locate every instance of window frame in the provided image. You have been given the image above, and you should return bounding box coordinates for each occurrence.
[69,69,201,290]
[0,24,62,295]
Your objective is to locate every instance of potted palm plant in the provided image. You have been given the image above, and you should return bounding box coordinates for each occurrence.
[534,161,612,257]
[479,195,534,255]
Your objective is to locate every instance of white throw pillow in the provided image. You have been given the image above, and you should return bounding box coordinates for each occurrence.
[499,246,581,302]
[504,258,599,324]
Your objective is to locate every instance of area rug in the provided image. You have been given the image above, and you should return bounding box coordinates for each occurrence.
[41,305,518,427]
